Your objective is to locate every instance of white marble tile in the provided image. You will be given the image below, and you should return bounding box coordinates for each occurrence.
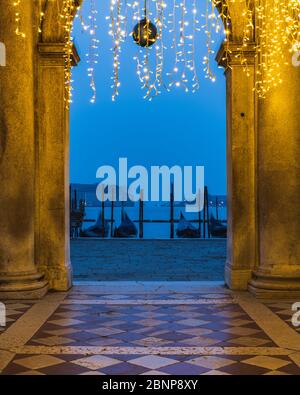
[186,356,236,369]
[72,355,121,370]
[129,355,177,369]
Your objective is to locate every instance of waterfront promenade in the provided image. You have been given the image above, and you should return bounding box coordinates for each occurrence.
[71,239,226,281]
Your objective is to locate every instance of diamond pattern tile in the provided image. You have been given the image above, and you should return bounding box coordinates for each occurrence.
[72,355,121,370]
[187,356,236,369]
[242,356,291,370]
[14,355,65,370]
[2,288,300,375]
[23,296,277,350]
[49,318,84,327]
[129,355,178,369]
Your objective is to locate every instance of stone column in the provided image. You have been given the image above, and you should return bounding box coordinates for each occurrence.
[36,43,79,290]
[0,2,48,298]
[216,43,257,290]
[248,48,300,298]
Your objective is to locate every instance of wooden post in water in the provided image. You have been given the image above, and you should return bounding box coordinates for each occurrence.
[170,183,174,239]
[74,188,77,210]
[205,186,211,238]
[198,203,202,238]
[101,189,105,238]
[69,184,72,210]
[69,185,72,238]
[121,201,125,222]
[139,189,144,239]
[110,188,115,238]
[203,188,206,239]
[216,195,219,220]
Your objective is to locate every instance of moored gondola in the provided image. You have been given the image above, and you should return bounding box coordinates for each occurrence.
[114,212,138,238]
[210,214,227,238]
[176,212,199,238]
[80,210,110,237]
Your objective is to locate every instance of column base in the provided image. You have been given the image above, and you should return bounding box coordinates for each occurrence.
[42,262,73,292]
[225,262,252,290]
[248,271,300,299]
[0,271,48,300]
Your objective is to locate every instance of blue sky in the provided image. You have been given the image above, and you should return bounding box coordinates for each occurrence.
[70,0,226,195]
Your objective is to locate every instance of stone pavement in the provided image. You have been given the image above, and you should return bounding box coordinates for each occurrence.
[71,239,226,281]
[1,282,300,375]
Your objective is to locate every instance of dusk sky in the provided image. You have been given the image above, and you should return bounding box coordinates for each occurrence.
[70,0,226,196]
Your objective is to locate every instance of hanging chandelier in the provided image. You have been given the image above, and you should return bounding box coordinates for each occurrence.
[12,0,300,105]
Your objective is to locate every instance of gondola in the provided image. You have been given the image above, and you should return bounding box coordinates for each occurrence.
[114,212,138,238]
[176,212,199,238]
[209,214,227,238]
[80,210,109,237]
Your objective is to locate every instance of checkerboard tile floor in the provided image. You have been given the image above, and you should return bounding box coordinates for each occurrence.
[1,285,300,375]
[26,302,276,348]
[3,353,300,375]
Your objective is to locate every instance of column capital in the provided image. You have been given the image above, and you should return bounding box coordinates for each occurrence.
[38,43,80,66]
[216,42,256,69]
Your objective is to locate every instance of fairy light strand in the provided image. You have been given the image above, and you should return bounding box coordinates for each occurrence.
[13,0,26,37]
[60,0,76,107]
[13,0,300,102]
[86,0,99,103]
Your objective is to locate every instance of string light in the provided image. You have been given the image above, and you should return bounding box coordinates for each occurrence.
[12,0,300,103]
[109,0,126,101]
[38,0,46,34]
[145,0,166,99]
[60,0,77,106]
[13,0,26,38]
[86,0,99,103]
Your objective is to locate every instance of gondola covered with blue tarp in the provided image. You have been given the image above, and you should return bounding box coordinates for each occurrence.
[80,210,109,237]
[209,214,227,238]
[114,212,138,238]
[176,212,199,238]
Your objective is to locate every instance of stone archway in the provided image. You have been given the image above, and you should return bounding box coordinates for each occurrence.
[0,0,299,299]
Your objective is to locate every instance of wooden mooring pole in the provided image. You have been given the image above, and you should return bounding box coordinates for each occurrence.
[110,187,115,238]
[205,186,210,238]
[139,189,144,239]
[198,203,202,238]
[170,183,174,239]
[74,188,77,210]
[110,201,114,238]
[101,190,105,238]
[203,187,206,239]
